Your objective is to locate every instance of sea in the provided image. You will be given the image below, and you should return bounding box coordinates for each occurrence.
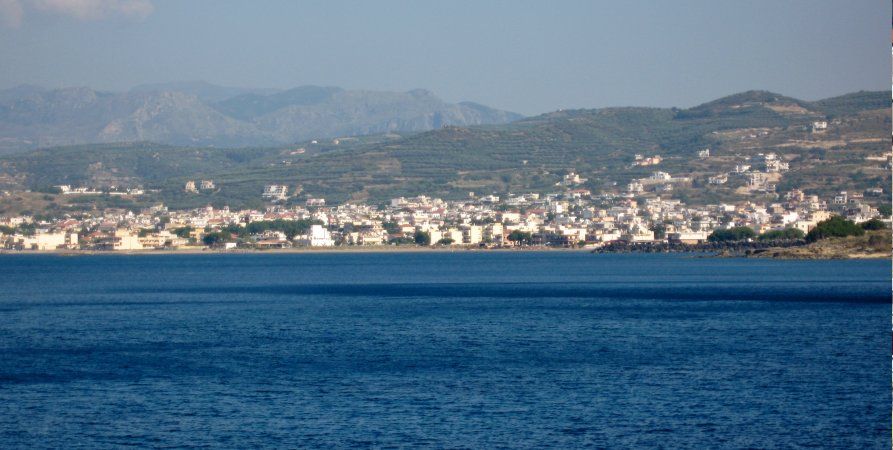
[0,252,889,448]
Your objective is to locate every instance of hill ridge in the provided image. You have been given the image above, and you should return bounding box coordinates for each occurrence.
[0,89,886,212]
[0,83,523,153]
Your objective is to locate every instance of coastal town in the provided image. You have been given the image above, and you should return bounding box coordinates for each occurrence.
[1,162,887,251]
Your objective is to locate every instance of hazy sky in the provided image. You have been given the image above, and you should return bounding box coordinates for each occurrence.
[0,0,888,115]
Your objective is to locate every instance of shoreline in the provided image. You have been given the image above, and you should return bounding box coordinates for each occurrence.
[0,246,594,256]
[591,236,892,260]
[0,246,887,259]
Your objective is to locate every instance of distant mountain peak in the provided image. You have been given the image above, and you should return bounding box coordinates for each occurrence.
[406,88,436,97]
[0,84,523,152]
[130,81,282,103]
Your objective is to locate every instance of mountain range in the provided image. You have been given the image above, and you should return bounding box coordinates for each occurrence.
[0,82,523,153]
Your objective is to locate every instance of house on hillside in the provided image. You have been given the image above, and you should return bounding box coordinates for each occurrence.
[262,185,289,201]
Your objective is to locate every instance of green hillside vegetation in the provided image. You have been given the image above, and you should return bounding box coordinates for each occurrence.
[0,90,888,212]
[804,216,865,243]
[4,142,278,189]
[812,90,891,118]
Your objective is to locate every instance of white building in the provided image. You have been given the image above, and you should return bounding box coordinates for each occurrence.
[811,120,828,131]
[114,229,144,251]
[558,172,587,186]
[833,191,848,205]
[708,174,728,185]
[746,172,769,187]
[668,230,709,244]
[262,185,289,201]
[446,228,463,245]
[621,224,656,242]
[296,224,334,247]
[463,225,483,245]
[484,223,504,243]
[20,232,69,250]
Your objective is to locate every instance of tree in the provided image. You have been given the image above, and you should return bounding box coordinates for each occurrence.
[382,221,401,234]
[805,216,864,243]
[508,230,533,245]
[245,219,315,239]
[202,231,232,247]
[650,224,666,240]
[867,233,891,252]
[877,204,891,218]
[414,231,431,246]
[860,218,888,231]
[707,226,755,242]
[388,236,414,245]
[758,228,805,241]
[16,223,36,236]
[172,226,194,238]
[221,223,244,235]
[436,238,454,245]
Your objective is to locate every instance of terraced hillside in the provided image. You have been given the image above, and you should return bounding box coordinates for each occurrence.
[0,90,888,214]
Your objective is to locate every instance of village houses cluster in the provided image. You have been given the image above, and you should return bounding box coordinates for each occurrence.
[1,169,886,250]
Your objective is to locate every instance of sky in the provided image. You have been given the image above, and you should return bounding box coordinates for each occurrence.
[0,0,888,115]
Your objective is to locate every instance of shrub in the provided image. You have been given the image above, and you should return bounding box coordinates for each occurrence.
[867,234,891,252]
[413,231,431,246]
[708,226,756,242]
[16,223,36,236]
[860,218,888,231]
[508,230,533,245]
[202,231,232,246]
[245,219,315,239]
[172,226,194,238]
[388,236,414,245]
[758,228,805,241]
[805,216,864,243]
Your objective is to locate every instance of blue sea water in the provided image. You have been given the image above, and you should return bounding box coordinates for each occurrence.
[0,252,889,448]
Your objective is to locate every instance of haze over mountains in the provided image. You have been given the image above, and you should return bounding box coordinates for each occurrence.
[0,82,523,152]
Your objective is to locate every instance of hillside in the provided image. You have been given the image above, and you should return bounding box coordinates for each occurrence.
[0,83,522,153]
[0,89,888,213]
